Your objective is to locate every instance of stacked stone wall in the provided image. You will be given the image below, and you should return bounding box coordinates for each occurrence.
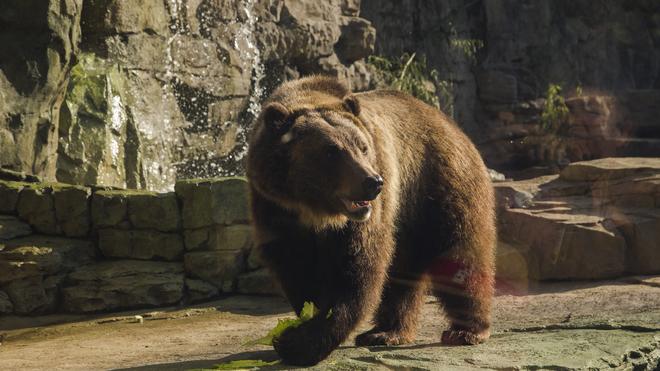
[0,174,275,315]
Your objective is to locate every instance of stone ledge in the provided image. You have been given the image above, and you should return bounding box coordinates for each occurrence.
[0,235,95,284]
[62,260,185,313]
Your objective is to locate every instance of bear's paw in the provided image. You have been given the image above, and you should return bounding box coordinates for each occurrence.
[355,329,414,347]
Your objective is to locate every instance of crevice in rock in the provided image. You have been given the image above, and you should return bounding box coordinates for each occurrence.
[503,322,660,333]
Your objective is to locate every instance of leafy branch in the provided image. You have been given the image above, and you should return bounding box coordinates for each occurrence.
[540,83,569,132]
[368,53,443,109]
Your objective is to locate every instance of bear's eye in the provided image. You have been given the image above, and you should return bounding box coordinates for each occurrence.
[360,145,368,155]
[326,145,340,159]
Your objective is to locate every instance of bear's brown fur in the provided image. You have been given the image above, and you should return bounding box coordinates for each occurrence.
[247,76,495,366]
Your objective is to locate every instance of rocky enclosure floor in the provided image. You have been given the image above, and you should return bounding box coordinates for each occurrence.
[1,277,659,371]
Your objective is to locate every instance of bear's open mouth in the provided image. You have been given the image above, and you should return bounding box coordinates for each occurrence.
[341,199,371,213]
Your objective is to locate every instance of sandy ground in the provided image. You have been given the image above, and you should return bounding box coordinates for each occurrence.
[1,276,659,370]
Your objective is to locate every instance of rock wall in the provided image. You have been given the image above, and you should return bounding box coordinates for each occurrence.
[480,91,660,171]
[360,0,660,171]
[0,0,83,185]
[0,174,276,315]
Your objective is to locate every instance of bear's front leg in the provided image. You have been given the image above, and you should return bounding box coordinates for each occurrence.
[273,254,387,366]
[259,237,321,315]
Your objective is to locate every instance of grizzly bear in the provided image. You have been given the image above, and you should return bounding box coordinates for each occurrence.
[246,76,495,366]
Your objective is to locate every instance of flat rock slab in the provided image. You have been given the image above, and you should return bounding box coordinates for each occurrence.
[1,278,658,370]
[321,330,660,370]
[495,157,660,279]
[560,157,660,181]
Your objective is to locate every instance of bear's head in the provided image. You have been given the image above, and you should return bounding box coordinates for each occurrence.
[247,76,383,230]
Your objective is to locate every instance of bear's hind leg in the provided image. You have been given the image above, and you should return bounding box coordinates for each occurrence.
[430,257,493,345]
[355,269,428,347]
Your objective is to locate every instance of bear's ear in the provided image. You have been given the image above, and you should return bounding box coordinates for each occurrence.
[343,95,361,116]
[262,102,291,133]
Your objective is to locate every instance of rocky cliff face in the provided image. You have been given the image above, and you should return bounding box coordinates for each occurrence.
[0,0,376,191]
[0,0,83,185]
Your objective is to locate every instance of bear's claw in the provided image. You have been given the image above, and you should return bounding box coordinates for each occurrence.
[441,329,489,345]
[355,330,413,347]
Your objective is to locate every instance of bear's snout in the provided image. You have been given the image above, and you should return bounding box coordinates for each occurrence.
[363,174,384,200]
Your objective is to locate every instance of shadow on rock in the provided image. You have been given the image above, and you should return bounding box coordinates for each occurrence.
[112,350,289,371]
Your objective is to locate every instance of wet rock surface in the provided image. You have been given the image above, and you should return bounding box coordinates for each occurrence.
[0,0,378,190]
[0,278,658,370]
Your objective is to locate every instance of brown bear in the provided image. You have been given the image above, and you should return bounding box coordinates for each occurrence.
[246,75,495,366]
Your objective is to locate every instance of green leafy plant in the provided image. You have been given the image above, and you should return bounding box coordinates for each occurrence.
[368,53,442,109]
[191,302,328,370]
[244,301,324,346]
[450,38,484,62]
[540,83,569,131]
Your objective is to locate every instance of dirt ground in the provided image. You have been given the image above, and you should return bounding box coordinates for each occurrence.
[1,276,659,371]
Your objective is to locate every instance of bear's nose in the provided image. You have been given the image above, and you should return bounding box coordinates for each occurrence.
[363,175,384,199]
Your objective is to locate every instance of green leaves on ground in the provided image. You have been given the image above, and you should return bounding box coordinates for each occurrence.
[243,301,322,346]
[190,302,329,370]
